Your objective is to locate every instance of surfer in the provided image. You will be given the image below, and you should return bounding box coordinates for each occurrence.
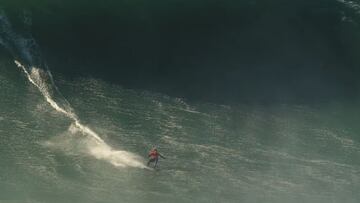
[147,147,165,168]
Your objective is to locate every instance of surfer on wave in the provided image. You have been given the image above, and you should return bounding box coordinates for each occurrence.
[147,147,165,168]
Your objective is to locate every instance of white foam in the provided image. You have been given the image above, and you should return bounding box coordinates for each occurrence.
[15,60,147,168]
[2,10,146,168]
[88,141,147,168]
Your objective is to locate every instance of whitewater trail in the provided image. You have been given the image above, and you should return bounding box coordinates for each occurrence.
[1,9,149,169]
[15,60,147,168]
[15,60,104,143]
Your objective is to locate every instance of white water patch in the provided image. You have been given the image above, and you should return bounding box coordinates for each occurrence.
[68,124,148,169]
[15,60,147,169]
[88,141,146,168]
[16,61,74,116]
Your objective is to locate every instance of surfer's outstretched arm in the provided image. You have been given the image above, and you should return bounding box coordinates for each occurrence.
[159,153,166,159]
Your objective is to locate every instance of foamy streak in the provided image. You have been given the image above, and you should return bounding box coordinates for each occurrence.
[1,8,146,168]
[15,60,104,144]
[67,124,147,168]
[15,60,148,168]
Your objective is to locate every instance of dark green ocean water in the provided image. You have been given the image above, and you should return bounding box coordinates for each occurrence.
[1,1,360,203]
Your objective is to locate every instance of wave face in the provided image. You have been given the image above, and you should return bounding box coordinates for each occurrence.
[2,0,360,102]
[1,64,360,203]
[1,1,360,203]
[0,10,147,169]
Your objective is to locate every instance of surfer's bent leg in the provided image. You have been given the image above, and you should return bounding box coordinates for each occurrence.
[154,158,158,168]
[147,158,155,166]
[147,159,152,166]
